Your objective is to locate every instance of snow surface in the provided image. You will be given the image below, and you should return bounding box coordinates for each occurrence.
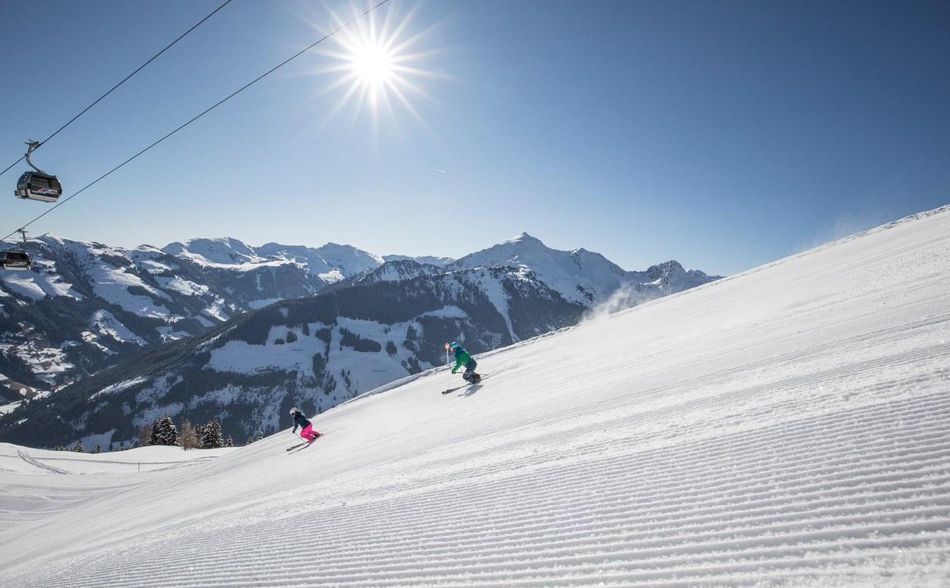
[311,242,385,275]
[90,310,147,345]
[203,299,231,322]
[256,242,384,278]
[0,250,82,301]
[156,325,190,342]
[247,297,281,310]
[0,443,232,476]
[384,254,454,266]
[206,318,430,390]
[162,237,269,267]
[154,275,210,297]
[90,377,150,401]
[0,343,74,386]
[0,401,23,415]
[2,206,950,586]
[166,239,384,276]
[89,263,172,318]
[0,269,80,301]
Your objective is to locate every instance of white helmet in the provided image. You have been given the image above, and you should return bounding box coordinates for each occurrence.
[289,407,298,416]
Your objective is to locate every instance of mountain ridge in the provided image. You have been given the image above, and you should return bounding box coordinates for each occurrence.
[1,232,719,442]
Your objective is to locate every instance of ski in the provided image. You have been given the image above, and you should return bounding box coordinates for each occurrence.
[442,374,488,394]
[287,433,324,452]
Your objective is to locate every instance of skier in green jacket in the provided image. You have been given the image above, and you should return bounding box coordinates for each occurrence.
[449,341,481,384]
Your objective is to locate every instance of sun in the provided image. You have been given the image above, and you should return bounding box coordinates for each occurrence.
[315,3,439,126]
[350,40,395,89]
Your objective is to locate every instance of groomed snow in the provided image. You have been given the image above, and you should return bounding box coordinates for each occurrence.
[0,443,232,476]
[1,206,950,586]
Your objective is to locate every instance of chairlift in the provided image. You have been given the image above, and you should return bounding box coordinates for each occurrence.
[14,140,62,203]
[0,250,31,271]
[0,229,32,271]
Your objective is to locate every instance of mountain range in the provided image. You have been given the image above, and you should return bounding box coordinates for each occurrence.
[0,233,719,448]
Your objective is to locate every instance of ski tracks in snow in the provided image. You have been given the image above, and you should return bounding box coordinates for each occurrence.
[4,208,950,587]
[16,449,69,475]
[18,324,950,587]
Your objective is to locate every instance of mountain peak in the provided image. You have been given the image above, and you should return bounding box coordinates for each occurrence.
[162,237,263,266]
[505,232,545,247]
[647,260,686,274]
[315,242,385,266]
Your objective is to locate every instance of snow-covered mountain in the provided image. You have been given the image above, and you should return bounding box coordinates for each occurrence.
[345,258,446,283]
[384,253,454,266]
[1,265,588,448]
[1,234,717,401]
[0,237,228,393]
[162,237,268,266]
[2,205,948,586]
[0,230,718,449]
[0,237,384,395]
[163,237,384,283]
[452,232,714,304]
[256,241,385,282]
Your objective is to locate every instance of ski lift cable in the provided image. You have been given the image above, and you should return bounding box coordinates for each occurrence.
[0,0,235,180]
[1,0,393,243]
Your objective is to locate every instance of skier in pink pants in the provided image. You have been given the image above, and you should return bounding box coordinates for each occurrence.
[290,408,321,443]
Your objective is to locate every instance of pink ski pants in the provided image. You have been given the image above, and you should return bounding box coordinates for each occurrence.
[300,423,319,442]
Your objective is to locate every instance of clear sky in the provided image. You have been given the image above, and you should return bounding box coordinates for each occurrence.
[1,0,948,275]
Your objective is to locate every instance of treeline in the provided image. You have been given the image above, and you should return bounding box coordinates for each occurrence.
[50,416,259,453]
[141,416,244,449]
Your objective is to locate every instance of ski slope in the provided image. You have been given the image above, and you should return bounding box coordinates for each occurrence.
[2,206,950,586]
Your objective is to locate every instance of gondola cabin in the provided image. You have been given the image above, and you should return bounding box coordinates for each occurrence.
[15,171,62,203]
[0,250,31,271]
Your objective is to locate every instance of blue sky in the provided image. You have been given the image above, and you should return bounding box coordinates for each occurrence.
[1,0,948,275]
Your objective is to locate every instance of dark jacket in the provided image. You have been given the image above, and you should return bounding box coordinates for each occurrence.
[291,411,310,433]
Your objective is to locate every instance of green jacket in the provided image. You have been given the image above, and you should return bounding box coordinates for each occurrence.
[451,347,473,373]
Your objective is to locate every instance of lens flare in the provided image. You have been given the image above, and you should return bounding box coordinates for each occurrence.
[314,3,442,128]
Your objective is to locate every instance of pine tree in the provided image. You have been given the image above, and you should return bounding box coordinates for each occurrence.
[150,416,179,446]
[225,436,234,448]
[201,420,224,449]
[72,441,84,453]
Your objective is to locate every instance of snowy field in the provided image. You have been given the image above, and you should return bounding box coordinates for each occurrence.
[1,207,949,586]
